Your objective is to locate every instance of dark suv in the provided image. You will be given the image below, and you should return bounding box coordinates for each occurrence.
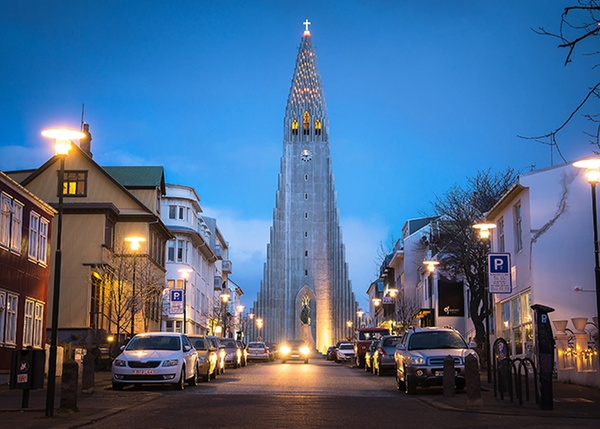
[394,327,478,394]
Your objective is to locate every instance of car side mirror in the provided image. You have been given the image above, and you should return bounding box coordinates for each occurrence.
[396,344,406,351]
[120,345,125,351]
[468,341,477,349]
[183,345,192,352]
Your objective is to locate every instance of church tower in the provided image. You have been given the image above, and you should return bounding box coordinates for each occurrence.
[253,21,356,353]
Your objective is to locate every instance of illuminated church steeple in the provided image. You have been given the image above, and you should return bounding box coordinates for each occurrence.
[253,21,356,353]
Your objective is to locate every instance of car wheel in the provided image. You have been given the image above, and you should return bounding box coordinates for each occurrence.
[210,367,217,380]
[396,368,405,391]
[405,371,416,395]
[112,382,124,391]
[188,364,198,386]
[173,368,185,390]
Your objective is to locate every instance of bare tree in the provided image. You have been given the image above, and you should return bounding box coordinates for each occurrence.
[523,1,600,159]
[394,292,420,333]
[432,168,518,364]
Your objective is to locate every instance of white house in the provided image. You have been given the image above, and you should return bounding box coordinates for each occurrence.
[486,161,599,387]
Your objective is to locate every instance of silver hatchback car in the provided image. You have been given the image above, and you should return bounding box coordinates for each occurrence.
[112,332,199,390]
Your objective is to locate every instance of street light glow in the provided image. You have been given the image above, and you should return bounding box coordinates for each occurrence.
[423,259,439,272]
[473,223,496,240]
[125,236,146,251]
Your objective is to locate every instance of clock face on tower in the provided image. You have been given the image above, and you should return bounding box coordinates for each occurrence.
[301,149,312,162]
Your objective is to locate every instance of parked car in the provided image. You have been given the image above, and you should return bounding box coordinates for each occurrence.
[325,346,337,361]
[265,342,279,361]
[354,327,390,368]
[335,342,355,363]
[112,332,198,390]
[188,334,219,381]
[373,335,402,375]
[246,341,270,362]
[394,327,478,394]
[279,339,310,363]
[237,340,248,366]
[207,335,225,374]
[364,339,380,373]
[219,338,243,368]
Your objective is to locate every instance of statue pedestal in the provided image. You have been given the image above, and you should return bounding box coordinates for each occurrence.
[301,324,315,350]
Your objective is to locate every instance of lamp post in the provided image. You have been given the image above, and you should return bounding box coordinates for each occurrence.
[346,320,353,340]
[423,260,439,327]
[573,158,600,354]
[236,305,245,340]
[42,128,85,417]
[473,222,496,384]
[256,317,263,341]
[248,313,255,340]
[178,268,193,334]
[125,236,146,338]
[220,292,230,337]
[356,309,364,329]
[372,297,381,326]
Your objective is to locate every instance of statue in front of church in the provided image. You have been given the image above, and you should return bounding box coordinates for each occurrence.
[300,296,311,325]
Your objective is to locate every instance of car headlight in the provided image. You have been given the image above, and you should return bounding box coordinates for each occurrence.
[280,346,291,355]
[162,359,179,367]
[113,359,126,367]
[300,346,310,355]
[408,355,426,365]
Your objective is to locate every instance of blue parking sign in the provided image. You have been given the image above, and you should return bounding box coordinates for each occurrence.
[170,290,183,302]
[488,253,512,293]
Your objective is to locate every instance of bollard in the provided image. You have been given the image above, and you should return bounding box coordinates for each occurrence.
[465,354,483,407]
[59,359,79,413]
[81,350,95,395]
[443,355,455,397]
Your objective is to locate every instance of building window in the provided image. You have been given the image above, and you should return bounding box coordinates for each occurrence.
[305,250,308,257]
[177,240,185,262]
[303,111,310,135]
[169,205,177,219]
[167,240,175,262]
[104,217,114,251]
[499,292,532,358]
[304,193,308,200]
[292,119,299,135]
[304,212,308,219]
[62,171,87,196]
[1,193,23,253]
[34,301,44,348]
[497,217,505,253]
[39,218,48,265]
[514,202,523,253]
[5,293,18,345]
[304,174,309,181]
[304,269,308,276]
[304,231,308,238]
[0,193,10,247]
[10,201,22,252]
[0,291,5,344]
[23,299,35,347]
[28,212,39,260]
[179,207,185,220]
[315,119,322,136]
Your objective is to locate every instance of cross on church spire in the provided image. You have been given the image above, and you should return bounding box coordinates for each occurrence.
[303,19,311,33]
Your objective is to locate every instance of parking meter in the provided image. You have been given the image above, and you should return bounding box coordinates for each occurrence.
[531,304,555,410]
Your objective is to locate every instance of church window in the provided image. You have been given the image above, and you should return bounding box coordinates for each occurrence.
[315,119,322,136]
[304,193,308,200]
[291,119,299,135]
[304,174,308,181]
[303,111,310,135]
[305,250,308,257]
[304,212,308,219]
[304,231,308,238]
[305,269,308,276]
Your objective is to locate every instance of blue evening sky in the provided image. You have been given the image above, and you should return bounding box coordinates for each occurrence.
[0,1,596,308]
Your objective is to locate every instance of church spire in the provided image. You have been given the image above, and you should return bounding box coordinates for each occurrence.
[285,20,328,142]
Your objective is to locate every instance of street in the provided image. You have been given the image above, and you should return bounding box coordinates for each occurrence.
[89,359,597,429]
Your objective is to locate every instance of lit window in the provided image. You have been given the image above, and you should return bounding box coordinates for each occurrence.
[62,171,87,196]
[303,111,310,135]
[292,119,299,135]
[315,119,322,136]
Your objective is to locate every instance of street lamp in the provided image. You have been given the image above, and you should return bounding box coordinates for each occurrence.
[178,268,193,334]
[423,259,439,273]
[125,236,146,338]
[220,292,230,337]
[473,222,496,383]
[236,305,245,340]
[256,317,263,341]
[573,158,600,351]
[42,128,85,418]
[248,312,255,340]
[357,309,364,329]
[346,320,353,340]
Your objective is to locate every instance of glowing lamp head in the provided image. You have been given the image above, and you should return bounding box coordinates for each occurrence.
[372,297,381,307]
[388,288,398,298]
[41,128,85,156]
[473,223,496,240]
[357,309,364,318]
[125,236,146,251]
[178,268,193,280]
[574,158,600,184]
[220,293,230,303]
[423,260,439,272]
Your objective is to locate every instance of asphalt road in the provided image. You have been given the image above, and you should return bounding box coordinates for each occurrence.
[92,358,598,429]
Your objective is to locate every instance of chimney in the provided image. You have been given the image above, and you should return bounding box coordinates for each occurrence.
[80,122,93,157]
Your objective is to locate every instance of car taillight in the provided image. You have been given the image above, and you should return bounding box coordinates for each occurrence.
[380,349,386,356]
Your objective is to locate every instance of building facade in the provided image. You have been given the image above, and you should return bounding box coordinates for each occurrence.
[0,171,55,376]
[486,162,599,387]
[161,184,218,335]
[253,23,356,353]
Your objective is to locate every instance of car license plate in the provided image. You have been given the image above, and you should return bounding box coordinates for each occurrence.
[132,369,154,374]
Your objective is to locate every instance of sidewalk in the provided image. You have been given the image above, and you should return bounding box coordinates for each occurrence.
[0,371,161,429]
[418,374,600,420]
